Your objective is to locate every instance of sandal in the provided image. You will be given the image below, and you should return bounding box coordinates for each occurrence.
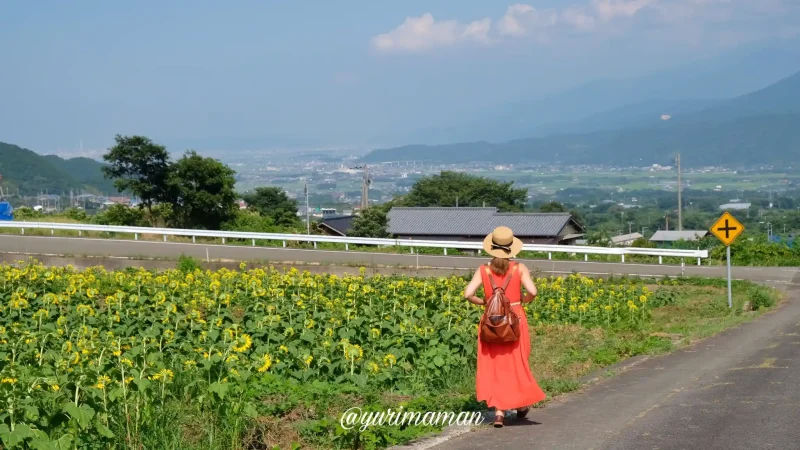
[493,414,504,428]
[517,407,530,419]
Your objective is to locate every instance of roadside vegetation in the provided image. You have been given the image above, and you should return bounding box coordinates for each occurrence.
[0,259,778,449]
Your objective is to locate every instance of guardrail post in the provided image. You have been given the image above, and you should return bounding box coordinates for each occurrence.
[697,248,701,266]
[134,233,138,240]
[51,229,54,236]
[313,242,317,249]
[78,230,82,237]
[21,228,24,235]
[659,255,662,265]
[163,235,167,242]
[444,248,448,256]
[252,239,256,246]
[621,254,625,263]
[548,252,552,260]
[192,236,196,243]
[345,243,349,251]
[222,237,226,244]
[584,254,588,261]
[282,241,286,248]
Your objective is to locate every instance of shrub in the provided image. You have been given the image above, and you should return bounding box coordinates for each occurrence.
[749,287,775,310]
[177,254,200,272]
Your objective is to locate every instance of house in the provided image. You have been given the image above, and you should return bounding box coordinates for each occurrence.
[387,207,585,245]
[319,215,357,237]
[719,202,751,211]
[649,230,708,244]
[611,232,644,246]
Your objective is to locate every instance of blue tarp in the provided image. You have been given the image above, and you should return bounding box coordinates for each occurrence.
[0,202,12,221]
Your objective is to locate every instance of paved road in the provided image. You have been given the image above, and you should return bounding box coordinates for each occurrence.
[0,235,798,284]
[432,278,800,450]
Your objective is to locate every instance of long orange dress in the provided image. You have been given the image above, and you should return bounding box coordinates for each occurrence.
[476,262,547,410]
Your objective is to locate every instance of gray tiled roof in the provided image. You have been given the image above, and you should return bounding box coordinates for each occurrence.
[649,230,708,242]
[387,207,578,237]
[611,232,644,244]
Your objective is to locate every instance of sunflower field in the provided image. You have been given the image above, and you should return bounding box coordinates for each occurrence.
[0,261,653,449]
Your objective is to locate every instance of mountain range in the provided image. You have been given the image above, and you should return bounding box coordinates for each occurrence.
[0,142,116,196]
[371,44,800,146]
[363,69,800,167]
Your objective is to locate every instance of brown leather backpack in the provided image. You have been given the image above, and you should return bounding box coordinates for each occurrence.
[479,264,521,344]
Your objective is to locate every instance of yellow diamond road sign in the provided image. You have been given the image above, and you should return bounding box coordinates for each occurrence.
[710,212,744,246]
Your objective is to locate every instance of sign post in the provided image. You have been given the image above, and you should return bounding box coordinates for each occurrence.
[709,212,745,308]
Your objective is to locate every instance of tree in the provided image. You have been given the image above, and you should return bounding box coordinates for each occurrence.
[92,204,148,227]
[102,135,173,217]
[539,201,567,213]
[241,187,300,228]
[221,210,279,233]
[169,151,238,230]
[349,203,392,238]
[403,171,527,211]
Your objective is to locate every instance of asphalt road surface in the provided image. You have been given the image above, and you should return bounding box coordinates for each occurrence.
[0,235,798,285]
[431,279,800,450]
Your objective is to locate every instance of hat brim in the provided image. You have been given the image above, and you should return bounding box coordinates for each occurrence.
[483,234,523,259]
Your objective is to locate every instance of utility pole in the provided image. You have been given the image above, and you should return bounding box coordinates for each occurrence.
[676,153,683,231]
[362,165,370,210]
[304,183,310,235]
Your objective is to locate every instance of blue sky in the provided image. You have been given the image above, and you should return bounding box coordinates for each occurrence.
[1,0,799,152]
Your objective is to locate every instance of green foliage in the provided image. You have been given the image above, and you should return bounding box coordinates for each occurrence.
[240,187,300,227]
[402,171,527,211]
[0,142,110,195]
[221,210,280,233]
[102,135,173,214]
[540,201,566,212]
[169,151,238,230]
[10,206,45,221]
[631,237,656,248]
[749,286,775,310]
[177,254,200,272]
[91,204,148,227]
[42,155,117,194]
[349,204,392,238]
[62,207,88,222]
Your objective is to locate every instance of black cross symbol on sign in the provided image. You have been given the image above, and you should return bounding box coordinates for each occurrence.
[717,219,738,239]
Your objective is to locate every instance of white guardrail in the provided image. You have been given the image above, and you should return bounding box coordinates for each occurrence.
[0,221,708,265]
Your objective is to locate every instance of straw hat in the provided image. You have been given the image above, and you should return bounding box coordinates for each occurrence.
[483,226,523,259]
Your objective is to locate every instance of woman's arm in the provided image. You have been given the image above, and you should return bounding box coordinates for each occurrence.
[519,264,538,303]
[464,268,485,306]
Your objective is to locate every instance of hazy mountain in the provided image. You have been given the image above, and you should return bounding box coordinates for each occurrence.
[363,71,800,167]
[381,43,800,146]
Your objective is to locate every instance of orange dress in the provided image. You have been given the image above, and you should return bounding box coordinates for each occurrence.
[476,262,547,410]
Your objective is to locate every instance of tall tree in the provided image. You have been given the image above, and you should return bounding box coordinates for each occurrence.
[349,203,392,238]
[403,171,527,211]
[170,151,238,230]
[241,187,299,228]
[102,135,173,216]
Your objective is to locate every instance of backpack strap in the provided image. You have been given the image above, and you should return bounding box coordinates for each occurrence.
[501,263,518,291]
[484,265,498,290]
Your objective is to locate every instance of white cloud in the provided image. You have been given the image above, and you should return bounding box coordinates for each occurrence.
[562,7,597,31]
[498,4,558,36]
[592,0,657,21]
[371,1,796,53]
[371,13,492,52]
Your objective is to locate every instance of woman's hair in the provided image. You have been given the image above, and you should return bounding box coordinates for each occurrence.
[489,257,510,276]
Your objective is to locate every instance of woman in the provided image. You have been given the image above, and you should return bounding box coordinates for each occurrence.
[463,226,547,428]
